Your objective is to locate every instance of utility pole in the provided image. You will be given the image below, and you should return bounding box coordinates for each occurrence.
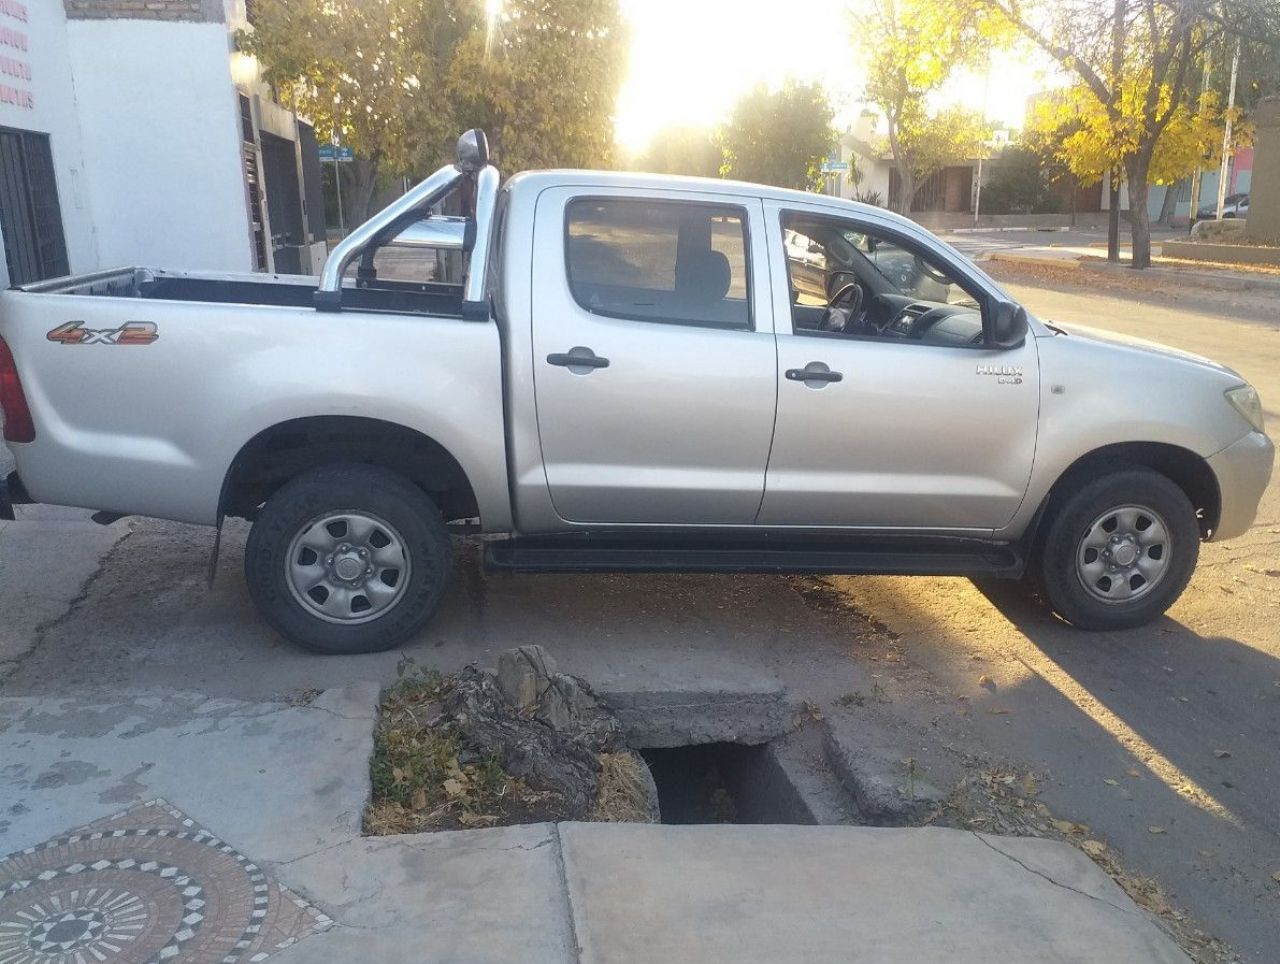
[1187,48,1211,230]
[1215,39,1241,220]
[973,44,992,228]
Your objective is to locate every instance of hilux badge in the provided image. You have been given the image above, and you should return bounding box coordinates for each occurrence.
[976,363,1023,384]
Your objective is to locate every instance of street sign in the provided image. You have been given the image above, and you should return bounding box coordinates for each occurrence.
[319,145,354,162]
[821,160,849,172]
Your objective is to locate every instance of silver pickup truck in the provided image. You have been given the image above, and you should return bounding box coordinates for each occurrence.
[0,131,1272,653]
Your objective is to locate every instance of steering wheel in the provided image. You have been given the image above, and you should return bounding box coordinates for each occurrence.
[820,281,864,333]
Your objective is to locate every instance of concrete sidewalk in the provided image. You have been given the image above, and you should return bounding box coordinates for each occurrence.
[0,685,1190,963]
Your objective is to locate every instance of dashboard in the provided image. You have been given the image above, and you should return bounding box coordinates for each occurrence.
[873,295,985,346]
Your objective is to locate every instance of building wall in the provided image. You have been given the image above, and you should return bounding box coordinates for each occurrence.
[0,0,98,287]
[63,0,223,22]
[65,18,252,271]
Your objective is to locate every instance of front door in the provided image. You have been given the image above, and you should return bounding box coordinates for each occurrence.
[531,188,777,525]
[759,204,1039,531]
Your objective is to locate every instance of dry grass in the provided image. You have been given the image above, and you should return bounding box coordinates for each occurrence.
[591,751,657,823]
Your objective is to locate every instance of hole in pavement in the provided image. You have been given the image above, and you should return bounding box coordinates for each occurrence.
[641,743,806,825]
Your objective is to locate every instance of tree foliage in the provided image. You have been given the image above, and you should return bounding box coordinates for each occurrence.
[443,0,627,173]
[240,0,626,219]
[980,145,1061,214]
[856,0,1007,213]
[970,0,1279,266]
[718,81,836,191]
[636,125,724,178]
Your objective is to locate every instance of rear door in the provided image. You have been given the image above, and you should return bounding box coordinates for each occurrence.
[531,187,777,525]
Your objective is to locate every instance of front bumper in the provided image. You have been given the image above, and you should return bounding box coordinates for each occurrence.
[0,471,32,521]
[1206,432,1275,541]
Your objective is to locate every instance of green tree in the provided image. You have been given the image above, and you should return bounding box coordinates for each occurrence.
[239,0,472,220]
[972,0,1279,267]
[719,81,836,191]
[980,145,1059,214]
[636,125,723,178]
[857,0,1004,214]
[444,0,627,173]
[883,106,991,212]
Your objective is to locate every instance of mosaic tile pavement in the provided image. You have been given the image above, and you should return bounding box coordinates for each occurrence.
[0,800,332,964]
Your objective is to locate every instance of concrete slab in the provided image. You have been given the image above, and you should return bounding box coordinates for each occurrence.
[595,673,798,748]
[0,518,127,676]
[0,682,379,860]
[271,825,575,964]
[559,823,1190,964]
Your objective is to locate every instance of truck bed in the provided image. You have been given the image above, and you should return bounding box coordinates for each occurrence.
[17,267,465,318]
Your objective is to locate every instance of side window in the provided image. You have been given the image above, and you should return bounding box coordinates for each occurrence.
[781,212,987,347]
[566,199,751,330]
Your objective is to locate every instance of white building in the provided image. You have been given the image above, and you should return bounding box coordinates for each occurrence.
[0,0,324,288]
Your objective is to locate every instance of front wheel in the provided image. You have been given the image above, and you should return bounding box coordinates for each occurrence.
[1037,469,1199,631]
[245,464,452,654]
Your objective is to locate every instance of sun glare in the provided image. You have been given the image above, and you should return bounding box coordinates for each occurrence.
[614,0,1060,157]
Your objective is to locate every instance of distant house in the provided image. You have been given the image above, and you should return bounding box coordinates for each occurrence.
[823,109,1012,215]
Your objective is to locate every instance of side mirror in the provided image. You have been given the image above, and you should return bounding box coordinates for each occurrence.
[988,300,1028,349]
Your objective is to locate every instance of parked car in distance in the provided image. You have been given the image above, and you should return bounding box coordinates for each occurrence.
[1195,192,1249,221]
[0,130,1273,654]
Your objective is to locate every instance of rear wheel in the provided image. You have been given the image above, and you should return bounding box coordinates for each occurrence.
[245,464,451,654]
[1036,469,1199,630]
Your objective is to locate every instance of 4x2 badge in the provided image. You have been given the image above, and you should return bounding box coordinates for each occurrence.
[47,321,159,346]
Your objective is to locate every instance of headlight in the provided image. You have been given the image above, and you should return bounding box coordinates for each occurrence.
[1226,385,1265,433]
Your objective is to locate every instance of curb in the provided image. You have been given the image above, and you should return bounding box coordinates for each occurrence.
[985,251,1280,293]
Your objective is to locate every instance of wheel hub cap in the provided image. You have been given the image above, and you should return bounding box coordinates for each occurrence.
[285,512,411,624]
[1076,504,1171,605]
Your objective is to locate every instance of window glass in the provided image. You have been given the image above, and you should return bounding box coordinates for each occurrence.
[782,212,986,347]
[566,199,751,330]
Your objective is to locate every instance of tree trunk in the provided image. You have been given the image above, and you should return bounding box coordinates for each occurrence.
[1107,170,1121,263]
[349,156,381,223]
[1069,174,1077,228]
[896,168,915,216]
[1125,153,1153,269]
[1157,178,1181,226]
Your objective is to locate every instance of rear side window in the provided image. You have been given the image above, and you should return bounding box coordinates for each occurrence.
[565,198,751,330]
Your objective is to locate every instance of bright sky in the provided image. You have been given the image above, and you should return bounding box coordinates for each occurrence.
[614,0,1065,155]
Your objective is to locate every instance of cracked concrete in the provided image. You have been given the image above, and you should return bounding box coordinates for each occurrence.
[0,516,128,680]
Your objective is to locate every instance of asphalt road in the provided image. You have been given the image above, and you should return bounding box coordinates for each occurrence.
[2,260,1277,959]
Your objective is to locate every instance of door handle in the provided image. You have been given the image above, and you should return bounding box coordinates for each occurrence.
[547,347,609,371]
[786,364,842,384]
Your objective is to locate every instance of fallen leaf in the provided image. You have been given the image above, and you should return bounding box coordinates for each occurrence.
[392,766,407,784]
[1213,750,1232,759]
[1081,840,1107,857]
[1052,819,1079,834]
[458,811,498,828]
[978,674,995,688]
[1272,871,1280,884]
[1104,778,1119,786]
[442,778,466,798]
[1148,826,1167,835]
[987,708,1011,716]
[1021,773,1039,796]
[1126,768,1141,778]
[410,788,427,810]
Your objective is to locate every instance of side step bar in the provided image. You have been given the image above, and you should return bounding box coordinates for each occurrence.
[484,535,1023,578]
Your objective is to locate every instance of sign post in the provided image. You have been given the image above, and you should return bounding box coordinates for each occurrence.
[320,143,353,238]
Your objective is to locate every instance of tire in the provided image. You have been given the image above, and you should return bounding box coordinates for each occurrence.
[245,463,451,654]
[1037,468,1199,631]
